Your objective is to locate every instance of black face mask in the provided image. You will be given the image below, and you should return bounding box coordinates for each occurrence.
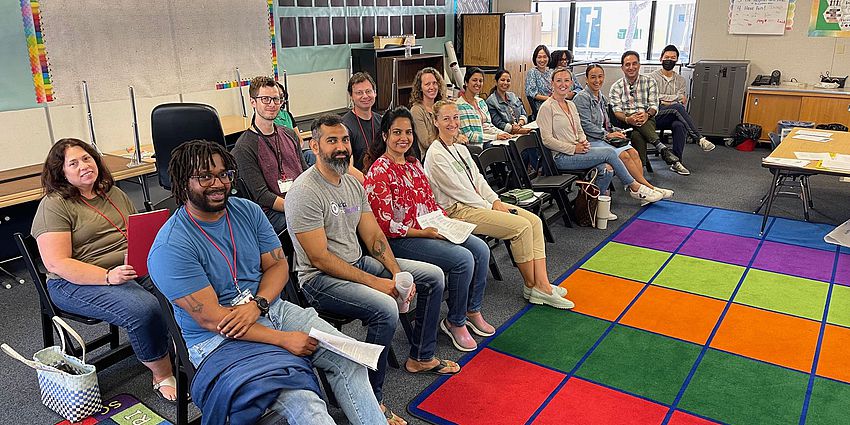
[661,60,676,71]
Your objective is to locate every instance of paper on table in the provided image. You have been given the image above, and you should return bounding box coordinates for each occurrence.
[417,210,477,244]
[794,152,833,161]
[308,328,383,371]
[820,158,850,172]
[835,154,850,162]
[762,157,811,167]
[825,218,850,248]
[795,129,833,137]
[791,134,831,142]
[522,121,539,130]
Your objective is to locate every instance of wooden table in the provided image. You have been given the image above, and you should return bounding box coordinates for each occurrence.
[759,128,850,233]
[220,115,251,136]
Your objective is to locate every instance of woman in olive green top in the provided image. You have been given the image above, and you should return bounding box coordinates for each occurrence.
[31,138,176,402]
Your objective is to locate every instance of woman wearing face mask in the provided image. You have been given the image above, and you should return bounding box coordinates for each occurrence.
[537,68,664,206]
[363,106,494,353]
[573,64,673,200]
[486,69,531,135]
[456,67,512,152]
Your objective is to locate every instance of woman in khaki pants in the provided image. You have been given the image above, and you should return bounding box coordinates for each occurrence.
[423,100,574,310]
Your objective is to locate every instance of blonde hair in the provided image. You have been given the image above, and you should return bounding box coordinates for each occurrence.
[432,100,457,135]
[551,67,573,82]
[410,67,446,106]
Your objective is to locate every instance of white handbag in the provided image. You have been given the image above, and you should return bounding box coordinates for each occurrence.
[2,317,102,422]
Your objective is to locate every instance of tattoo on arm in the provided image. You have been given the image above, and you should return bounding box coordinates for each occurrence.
[180,295,204,313]
[370,238,386,260]
[268,248,286,262]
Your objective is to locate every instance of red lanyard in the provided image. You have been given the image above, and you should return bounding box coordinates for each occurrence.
[81,194,127,239]
[355,110,374,150]
[562,101,578,135]
[186,208,241,292]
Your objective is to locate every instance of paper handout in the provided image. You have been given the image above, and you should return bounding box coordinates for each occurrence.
[308,328,383,371]
[417,210,477,244]
[825,219,850,248]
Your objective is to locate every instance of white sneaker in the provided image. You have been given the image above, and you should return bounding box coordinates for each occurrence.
[629,184,663,203]
[605,211,618,221]
[670,162,691,176]
[698,137,716,152]
[523,284,568,300]
[653,187,674,199]
[529,287,575,309]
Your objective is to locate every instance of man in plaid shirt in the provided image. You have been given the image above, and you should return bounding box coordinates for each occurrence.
[609,51,685,174]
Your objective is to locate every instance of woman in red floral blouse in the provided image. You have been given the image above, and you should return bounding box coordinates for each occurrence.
[364,107,494,352]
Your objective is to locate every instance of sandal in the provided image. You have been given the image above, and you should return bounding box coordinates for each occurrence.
[403,358,461,376]
[382,405,408,425]
[153,376,178,404]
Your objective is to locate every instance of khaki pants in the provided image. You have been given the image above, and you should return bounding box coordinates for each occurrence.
[446,203,545,263]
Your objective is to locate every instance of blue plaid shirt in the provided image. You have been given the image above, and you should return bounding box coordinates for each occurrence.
[609,74,658,115]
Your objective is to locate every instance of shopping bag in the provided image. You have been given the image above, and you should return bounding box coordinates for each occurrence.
[2,317,102,422]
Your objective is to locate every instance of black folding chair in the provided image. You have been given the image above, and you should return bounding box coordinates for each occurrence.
[510,133,577,229]
[13,233,133,371]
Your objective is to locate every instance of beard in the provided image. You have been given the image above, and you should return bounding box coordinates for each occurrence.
[187,186,229,213]
[321,150,351,176]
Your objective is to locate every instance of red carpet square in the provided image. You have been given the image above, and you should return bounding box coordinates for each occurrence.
[417,348,565,425]
[667,410,721,424]
[816,324,850,383]
[559,269,645,321]
[711,303,820,372]
[532,377,668,425]
[621,286,726,345]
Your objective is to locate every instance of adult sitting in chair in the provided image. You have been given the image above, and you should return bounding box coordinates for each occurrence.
[232,76,307,233]
[148,140,384,425]
[341,72,379,181]
[537,68,664,207]
[425,100,574,309]
[486,69,532,136]
[457,67,513,152]
[549,50,583,94]
[410,67,453,156]
[573,64,673,200]
[286,114,452,425]
[609,50,683,172]
[32,138,175,402]
[526,44,554,116]
[363,106,494,352]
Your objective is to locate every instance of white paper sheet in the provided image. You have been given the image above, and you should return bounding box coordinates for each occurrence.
[791,134,831,142]
[825,218,850,248]
[820,158,850,172]
[417,210,477,244]
[308,328,383,371]
[795,129,833,138]
[794,152,833,161]
[762,157,811,167]
[522,121,539,130]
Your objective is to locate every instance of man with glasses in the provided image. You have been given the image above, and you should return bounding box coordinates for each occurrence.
[609,50,685,174]
[342,72,381,178]
[232,76,307,233]
[148,139,385,425]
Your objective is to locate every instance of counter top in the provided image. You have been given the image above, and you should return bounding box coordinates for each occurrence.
[747,84,850,96]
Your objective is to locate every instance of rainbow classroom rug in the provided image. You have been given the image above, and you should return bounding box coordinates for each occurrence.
[54,394,172,425]
[408,201,850,425]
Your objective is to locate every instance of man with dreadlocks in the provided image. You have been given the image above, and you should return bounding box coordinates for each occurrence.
[148,140,384,424]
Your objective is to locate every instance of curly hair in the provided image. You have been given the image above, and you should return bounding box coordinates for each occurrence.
[409,67,445,106]
[41,138,115,200]
[168,140,238,206]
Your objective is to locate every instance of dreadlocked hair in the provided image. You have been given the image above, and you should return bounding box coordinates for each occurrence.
[168,139,237,206]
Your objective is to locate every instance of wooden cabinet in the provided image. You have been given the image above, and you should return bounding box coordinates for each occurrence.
[461,13,542,113]
[743,87,850,140]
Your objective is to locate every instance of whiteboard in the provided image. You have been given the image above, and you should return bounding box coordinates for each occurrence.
[728,0,789,35]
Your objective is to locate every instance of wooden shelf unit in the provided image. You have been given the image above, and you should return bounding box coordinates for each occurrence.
[352,47,444,111]
[744,86,850,140]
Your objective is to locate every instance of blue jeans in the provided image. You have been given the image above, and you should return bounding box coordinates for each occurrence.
[300,256,444,402]
[553,146,636,193]
[302,149,316,167]
[188,300,383,425]
[47,277,168,362]
[388,235,490,326]
[656,103,696,159]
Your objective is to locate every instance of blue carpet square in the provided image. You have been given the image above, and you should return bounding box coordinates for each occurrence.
[637,201,711,228]
[766,218,838,252]
[699,209,774,239]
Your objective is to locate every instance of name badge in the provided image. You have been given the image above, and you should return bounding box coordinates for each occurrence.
[278,178,293,194]
[230,288,254,306]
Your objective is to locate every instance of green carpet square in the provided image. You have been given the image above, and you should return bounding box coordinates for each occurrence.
[653,255,745,300]
[488,307,609,372]
[735,269,829,321]
[679,349,808,424]
[805,377,850,425]
[827,285,850,327]
[576,325,701,404]
[580,243,671,283]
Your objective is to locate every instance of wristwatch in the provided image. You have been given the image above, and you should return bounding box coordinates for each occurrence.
[254,296,270,317]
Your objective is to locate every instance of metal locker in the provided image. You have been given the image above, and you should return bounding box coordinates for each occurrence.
[688,60,750,137]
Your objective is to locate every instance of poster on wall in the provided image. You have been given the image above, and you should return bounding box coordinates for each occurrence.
[728,0,791,35]
[809,0,850,37]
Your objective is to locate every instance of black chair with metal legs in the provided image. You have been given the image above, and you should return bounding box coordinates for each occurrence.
[510,133,577,229]
[13,233,134,371]
[754,132,815,220]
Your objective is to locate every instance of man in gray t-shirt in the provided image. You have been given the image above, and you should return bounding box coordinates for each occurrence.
[284,114,455,420]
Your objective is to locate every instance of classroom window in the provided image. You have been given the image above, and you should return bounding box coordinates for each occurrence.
[533,0,695,63]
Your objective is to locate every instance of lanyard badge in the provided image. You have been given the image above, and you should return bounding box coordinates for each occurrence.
[230,288,254,306]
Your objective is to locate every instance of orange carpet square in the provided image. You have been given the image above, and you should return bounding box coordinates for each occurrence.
[816,324,850,383]
[558,269,645,321]
[711,303,820,372]
[621,286,727,344]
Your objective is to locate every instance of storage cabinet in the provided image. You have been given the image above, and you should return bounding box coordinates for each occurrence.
[688,60,749,137]
[461,13,542,113]
[352,47,444,111]
[743,87,850,140]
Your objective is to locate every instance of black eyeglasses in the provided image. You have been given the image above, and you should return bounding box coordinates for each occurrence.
[252,96,283,105]
[191,170,236,187]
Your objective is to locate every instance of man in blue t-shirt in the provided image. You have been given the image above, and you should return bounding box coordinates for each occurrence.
[147,140,383,425]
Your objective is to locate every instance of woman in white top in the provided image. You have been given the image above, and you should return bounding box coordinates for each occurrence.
[537,68,665,205]
[424,100,573,310]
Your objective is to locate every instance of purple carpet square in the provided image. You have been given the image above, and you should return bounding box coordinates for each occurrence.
[679,229,760,266]
[613,219,691,252]
[752,241,836,282]
[837,254,850,287]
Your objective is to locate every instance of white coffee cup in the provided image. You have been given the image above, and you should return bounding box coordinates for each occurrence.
[597,195,612,221]
[596,216,609,230]
[395,272,414,313]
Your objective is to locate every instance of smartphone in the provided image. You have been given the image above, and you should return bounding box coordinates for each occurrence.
[509,209,518,215]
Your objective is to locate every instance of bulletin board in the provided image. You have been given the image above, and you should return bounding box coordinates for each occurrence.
[809,0,850,37]
[17,0,274,107]
[728,0,790,35]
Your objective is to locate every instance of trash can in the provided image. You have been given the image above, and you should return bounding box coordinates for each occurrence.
[731,123,762,151]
